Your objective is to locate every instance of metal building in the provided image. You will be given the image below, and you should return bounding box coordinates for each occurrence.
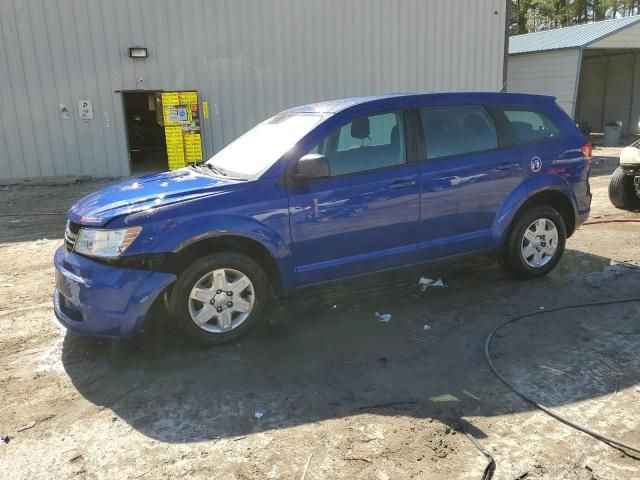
[0,0,508,182]
[507,16,640,136]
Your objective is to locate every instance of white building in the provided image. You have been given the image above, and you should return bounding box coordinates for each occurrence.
[0,0,508,182]
[507,16,640,136]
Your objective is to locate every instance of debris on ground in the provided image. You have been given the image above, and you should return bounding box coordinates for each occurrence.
[35,238,48,245]
[130,469,151,479]
[301,453,313,480]
[539,364,566,375]
[253,411,264,419]
[375,312,392,322]
[461,390,481,401]
[16,421,36,432]
[418,277,446,291]
[423,324,432,331]
[1,435,9,444]
[344,456,372,463]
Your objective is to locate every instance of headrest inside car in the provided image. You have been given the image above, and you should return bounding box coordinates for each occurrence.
[351,117,370,139]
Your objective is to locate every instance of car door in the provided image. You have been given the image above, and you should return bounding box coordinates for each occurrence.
[417,104,524,259]
[287,110,421,285]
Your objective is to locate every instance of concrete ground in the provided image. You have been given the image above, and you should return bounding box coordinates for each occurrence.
[1,147,639,479]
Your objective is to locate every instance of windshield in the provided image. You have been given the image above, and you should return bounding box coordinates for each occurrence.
[205,112,326,178]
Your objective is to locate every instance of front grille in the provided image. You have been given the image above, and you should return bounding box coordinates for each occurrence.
[64,220,81,252]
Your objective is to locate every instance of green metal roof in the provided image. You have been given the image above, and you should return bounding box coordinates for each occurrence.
[509,16,640,54]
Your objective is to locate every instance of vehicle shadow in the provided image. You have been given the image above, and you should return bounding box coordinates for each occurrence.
[61,250,640,443]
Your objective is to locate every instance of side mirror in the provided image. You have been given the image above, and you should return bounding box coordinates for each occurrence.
[293,154,330,181]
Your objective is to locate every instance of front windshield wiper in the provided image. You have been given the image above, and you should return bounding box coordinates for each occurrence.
[205,163,230,176]
[190,162,247,180]
[189,162,227,176]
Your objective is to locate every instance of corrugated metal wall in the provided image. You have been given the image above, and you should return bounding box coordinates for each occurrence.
[0,0,507,181]
[576,52,640,135]
[506,49,582,115]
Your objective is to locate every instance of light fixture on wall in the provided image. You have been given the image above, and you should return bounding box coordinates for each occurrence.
[129,47,148,59]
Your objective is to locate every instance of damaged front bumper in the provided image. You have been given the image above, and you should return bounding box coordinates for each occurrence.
[53,246,176,339]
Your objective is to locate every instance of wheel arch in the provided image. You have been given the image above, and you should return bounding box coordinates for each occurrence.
[172,234,286,297]
[506,189,576,244]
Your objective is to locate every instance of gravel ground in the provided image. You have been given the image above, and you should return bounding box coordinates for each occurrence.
[1,148,639,479]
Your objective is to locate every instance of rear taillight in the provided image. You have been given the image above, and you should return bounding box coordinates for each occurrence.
[581,143,593,166]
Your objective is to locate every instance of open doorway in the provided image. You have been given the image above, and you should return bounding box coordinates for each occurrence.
[122,91,168,174]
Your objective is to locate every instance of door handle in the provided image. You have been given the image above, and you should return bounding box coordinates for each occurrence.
[387,179,417,190]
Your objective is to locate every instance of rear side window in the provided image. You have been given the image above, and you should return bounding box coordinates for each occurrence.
[503,109,561,144]
[420,106,498,160]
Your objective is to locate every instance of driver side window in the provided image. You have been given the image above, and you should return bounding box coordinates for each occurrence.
[311,111,406,176]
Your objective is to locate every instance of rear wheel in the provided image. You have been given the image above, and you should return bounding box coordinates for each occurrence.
[609,166,640,210]
[170,252,269,345]
[502,206,566,279]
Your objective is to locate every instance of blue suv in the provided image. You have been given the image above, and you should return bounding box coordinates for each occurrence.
[54,93,592,344]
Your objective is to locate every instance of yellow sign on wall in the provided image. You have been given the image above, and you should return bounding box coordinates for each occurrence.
[159,91,203,170]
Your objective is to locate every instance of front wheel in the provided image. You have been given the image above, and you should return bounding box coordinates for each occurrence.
[501,206,566,279]
[170,252,269,345]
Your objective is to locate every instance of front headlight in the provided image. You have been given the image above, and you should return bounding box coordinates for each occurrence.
[74,226,142,258]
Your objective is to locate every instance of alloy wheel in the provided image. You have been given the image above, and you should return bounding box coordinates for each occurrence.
[520,218,559,268]
[187,268,255,333]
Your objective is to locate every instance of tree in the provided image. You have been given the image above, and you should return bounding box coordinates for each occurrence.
[509,0,640,35]
[510,0,533,35]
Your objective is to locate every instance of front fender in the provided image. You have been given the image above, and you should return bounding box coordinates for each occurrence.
[169,215,289,255]
[115,197,296,292]
[171,216,296,293]
[491,174,578,246]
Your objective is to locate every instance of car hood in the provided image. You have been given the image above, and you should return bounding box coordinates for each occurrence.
[68,168,242,226]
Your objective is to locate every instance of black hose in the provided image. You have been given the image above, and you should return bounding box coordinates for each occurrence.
[463,428,496,480]
[485,297,640,457]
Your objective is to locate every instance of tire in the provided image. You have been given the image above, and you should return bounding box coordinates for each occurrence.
[608,166,640,210]
[501,206,566,279]
[170,252,269,345]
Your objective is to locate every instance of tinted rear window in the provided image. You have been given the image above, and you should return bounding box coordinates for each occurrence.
[420,105,498,160]
[503,109,561,144]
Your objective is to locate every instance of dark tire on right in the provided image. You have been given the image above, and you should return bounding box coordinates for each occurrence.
[608,166,640,210]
